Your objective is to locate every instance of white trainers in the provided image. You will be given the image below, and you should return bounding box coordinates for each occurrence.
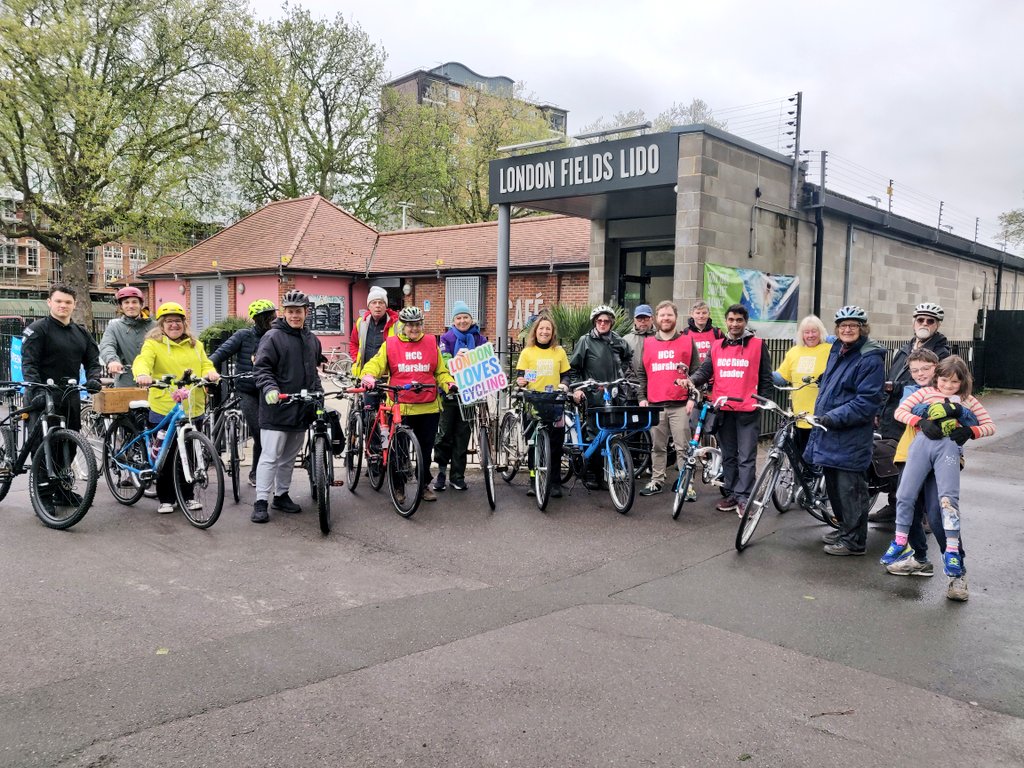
[157,503,175,514]
[947,575,969,602]
[185,500,203,512]
[886,557,934,577]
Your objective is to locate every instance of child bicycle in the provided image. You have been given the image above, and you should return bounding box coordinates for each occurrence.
[669,387,729,520]
[0,379,99,529]
[345,381,435,518]
[101,370,224,529]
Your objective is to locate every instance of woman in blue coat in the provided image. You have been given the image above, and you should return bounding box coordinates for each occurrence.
[804,306,886,556]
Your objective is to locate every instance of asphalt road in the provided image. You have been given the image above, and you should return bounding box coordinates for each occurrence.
[1,392,1023,767]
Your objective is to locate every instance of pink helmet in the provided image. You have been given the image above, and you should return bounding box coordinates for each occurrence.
[115,286,145,304]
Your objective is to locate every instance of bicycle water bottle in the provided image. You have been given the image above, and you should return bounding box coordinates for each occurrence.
[152,429,166,460]
[380,423,390,449]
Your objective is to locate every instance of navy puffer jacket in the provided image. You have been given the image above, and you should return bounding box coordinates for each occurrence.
[803,335,886,472]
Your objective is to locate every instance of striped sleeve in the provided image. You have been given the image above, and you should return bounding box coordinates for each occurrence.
[894,387,930,425]
[963,396,995,438]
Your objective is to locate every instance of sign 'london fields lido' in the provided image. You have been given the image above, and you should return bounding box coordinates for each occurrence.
[489,133,679,205]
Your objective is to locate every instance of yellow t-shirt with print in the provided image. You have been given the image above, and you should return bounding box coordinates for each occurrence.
[776,342,832,428]
[517,344,570,392]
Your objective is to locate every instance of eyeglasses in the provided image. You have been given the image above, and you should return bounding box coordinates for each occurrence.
[163,319,184,326]
[909,366,935,375]
[594,318,613,324]
[914,317,937,325]
[837,322,861,330]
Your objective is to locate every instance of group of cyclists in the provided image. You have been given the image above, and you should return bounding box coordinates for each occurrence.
[12,283,995,603]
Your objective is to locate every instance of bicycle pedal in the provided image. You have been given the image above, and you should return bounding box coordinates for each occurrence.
[331,480,345,487]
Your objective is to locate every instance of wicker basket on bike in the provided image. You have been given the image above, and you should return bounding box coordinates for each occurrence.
[593,404,663,431]
[523,389,567,422]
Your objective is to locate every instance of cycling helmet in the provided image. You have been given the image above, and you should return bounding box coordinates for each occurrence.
[281,289,308,307]
[834,305,868,324]
[398,305,424,323]
[247,299,277,320]
[155,301,186,321]
[115,286,145,304]
[590,304,616,322]
[913,302,944,321]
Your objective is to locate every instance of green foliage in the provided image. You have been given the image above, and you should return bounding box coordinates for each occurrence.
[198,316,250,350]
[520,303,632,352]
[577,98,726,139]
[999,205,1024,247]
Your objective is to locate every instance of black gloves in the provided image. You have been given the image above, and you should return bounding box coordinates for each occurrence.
[84,379,102,394]
[948,426,973,446]
[817,413,835,429]
[918,419,944,440]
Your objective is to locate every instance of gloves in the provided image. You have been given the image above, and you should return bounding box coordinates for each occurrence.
[171,387,190,403]
[360,375,376,390]
[817,413,835,429]
[948,426,973,446]
[927,400,963,421]
[447,384,459,395]
[265,389,281,405]
[84,379,102,394]
[918,419,944,440]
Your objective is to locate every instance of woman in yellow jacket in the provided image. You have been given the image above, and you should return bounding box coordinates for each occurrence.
[773,315,833,460]
[133,302,219,514]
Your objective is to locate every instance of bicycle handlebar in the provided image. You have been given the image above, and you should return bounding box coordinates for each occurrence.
[752,394,827,430]
[570,377,629,392]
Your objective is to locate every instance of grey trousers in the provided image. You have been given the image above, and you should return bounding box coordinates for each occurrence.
[256,429,305,502]
[896,436,962,537]
[650,404,691,485]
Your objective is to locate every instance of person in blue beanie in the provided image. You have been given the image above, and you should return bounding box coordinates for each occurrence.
[433,301,487,491]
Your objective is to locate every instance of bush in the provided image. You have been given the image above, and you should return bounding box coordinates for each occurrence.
[520,303,632,352]
[198,316,251,353]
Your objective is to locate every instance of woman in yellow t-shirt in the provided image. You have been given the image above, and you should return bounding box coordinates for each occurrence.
[515,313,571,498]
[774,315,832,459]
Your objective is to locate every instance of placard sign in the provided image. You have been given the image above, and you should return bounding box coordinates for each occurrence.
[446,343,508,405]
[303,295,345,334]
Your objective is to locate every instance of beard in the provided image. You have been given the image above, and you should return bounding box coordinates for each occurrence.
[915,327,934,340]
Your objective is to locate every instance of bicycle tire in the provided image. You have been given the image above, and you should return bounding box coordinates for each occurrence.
[498,411,523,483]
[345,408,363,491]
[672,465,695,520]
[388,427,423,518]
[628,429,652,479]
[29,428,98,530]
[367,419,385,491]
[772,456,796,513]
[0,424,16,503]
[175,430,224,529]
[478,420,496,511]
[314,435,331,534]
[607,437,635,515]
[102,418,147,506]
[226,415,241,504]
[533,426,552,511]
[736,456,782,551]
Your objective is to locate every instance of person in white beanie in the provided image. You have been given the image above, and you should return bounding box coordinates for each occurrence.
[349,286,399,377]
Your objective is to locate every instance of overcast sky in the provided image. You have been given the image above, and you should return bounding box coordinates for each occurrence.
[251,0,1022,251]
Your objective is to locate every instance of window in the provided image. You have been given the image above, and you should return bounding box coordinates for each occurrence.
[26,239,39,274]
[445,276,485,329]
[0,237,15,266]
[0,198,15,220]
[86,247,96,276]
[103,244,123,283]
[51,253,63,282]
[128,246,147,274]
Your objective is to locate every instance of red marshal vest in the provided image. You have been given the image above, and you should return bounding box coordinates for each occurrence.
[686,327,720,364]
[709,337,763,412]
[642,335,692,404]
[385,334,439,404]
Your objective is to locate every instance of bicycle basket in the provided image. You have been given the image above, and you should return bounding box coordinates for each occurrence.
[594,405,662,431]
[523,390,566,423]
[326,408,345,456]
[456,392,497,421]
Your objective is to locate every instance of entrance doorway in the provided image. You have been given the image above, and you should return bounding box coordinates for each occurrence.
[619,247,673,315]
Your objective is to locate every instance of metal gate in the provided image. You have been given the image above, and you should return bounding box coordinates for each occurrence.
[983,310,1024,389]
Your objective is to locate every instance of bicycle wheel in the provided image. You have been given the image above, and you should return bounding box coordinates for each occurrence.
[736,456,782,551]
[559,419,576,485]
[313,435,332,534]
[226,415,241,504]
[628,429,652,478]
[174,430,224,529]
[772,456,796,513]
[606,437,635,515]
[0,424,16,503]
[478,420,496,511]
[388,427,424,518]
[102,418,147,506]
[533,426,552,511]
[498,411,523,483]
[29,428,98,530]
[345,408,363,491]
[672,465,695,520]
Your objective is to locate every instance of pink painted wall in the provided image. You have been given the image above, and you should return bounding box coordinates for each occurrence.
[293,274,353,352]
[237,274,280,317]
[152,278,184,310]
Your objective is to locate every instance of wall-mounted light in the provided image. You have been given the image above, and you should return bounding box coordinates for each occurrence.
[178,284,186,295]
[237,281,245,294]
[402,282,413,296]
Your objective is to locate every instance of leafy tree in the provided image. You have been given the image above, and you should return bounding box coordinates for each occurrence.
[577,99,726,139]
[999,204,1024,248]
[0,0,240,326]
[229,4,386,218]
[372,82,555,227]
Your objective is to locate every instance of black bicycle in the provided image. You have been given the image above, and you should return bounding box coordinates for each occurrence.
[521,389,568,511]
[278,388,344,534]
[0,379,99,529]
[204,373,253,503]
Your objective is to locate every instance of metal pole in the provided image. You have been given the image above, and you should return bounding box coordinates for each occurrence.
[937,201,944,230]
[496,203,511,353]
[887,179,893,214]
[788,92,802,209]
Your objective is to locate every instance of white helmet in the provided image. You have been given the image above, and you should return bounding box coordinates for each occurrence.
[590,304,616,322]
[913,302,944,321]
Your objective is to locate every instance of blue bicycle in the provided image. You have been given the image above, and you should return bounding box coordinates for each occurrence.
[101,370,224,528]
[565,377,662,514]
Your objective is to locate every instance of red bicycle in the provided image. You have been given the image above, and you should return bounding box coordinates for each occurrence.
[345,382,435,518]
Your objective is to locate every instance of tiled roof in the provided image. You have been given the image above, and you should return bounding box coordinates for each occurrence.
[140,196,377,277]
[369,215,589,275]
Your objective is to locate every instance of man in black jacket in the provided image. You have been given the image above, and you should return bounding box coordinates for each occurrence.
[871,301,951,524]
[250,290,322,524]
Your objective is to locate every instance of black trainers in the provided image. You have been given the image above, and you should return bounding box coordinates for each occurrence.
[251,499,269,524]
[868,503,896,524]
[55,489,84,507]
[433,468,447,491]
[550,485,562,498]
[272,493,301,514]
[449,478,467,491]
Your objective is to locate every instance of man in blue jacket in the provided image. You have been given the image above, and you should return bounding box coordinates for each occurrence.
[804,306,886,556]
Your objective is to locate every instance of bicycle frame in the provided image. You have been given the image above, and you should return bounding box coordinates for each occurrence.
[2,379,80,477]
[565,379,656,465]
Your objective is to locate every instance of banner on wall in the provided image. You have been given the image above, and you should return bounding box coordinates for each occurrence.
[703,263,800,339]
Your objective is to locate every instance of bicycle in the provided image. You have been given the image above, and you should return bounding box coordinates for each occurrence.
[564,378,662,514]
[277,387,343,535]
[497,384,527,483]
[735,393,836,551]
[341,382,366,491]
[203,372,253,504]
[520,389,568,511]
[101,371,224,529]
[670,389,729,520]
[0,379,99,529]
[458,393,497,510]
[345,381,435,518]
